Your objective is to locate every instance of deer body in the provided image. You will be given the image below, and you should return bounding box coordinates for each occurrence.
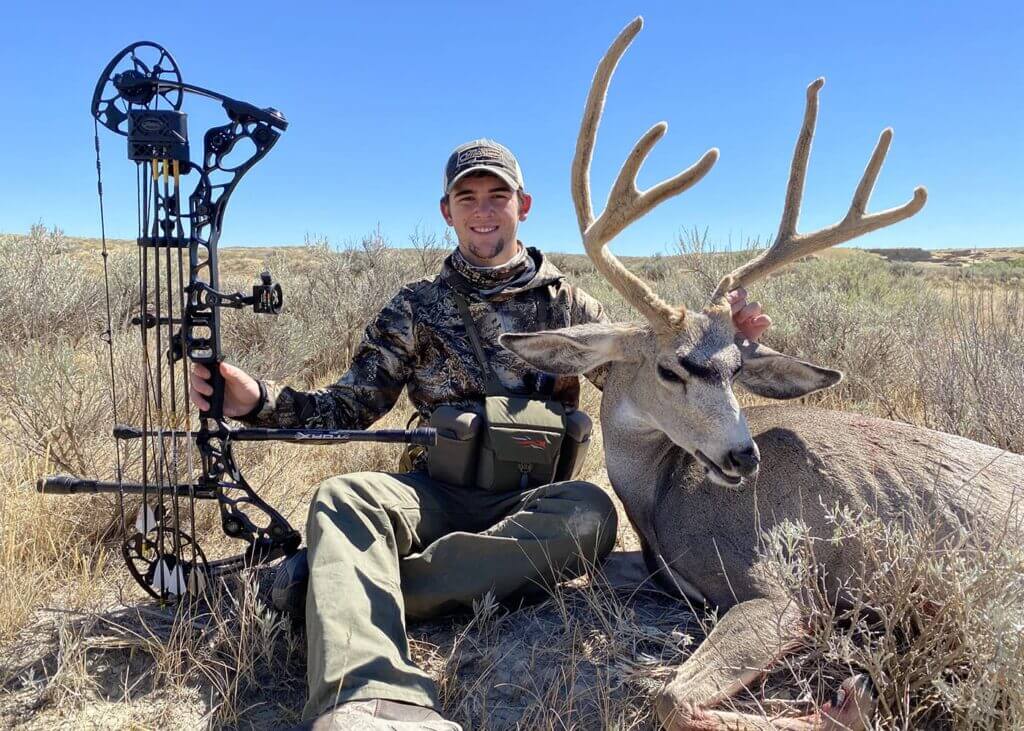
[499,16,1021,729]
[602,394,1024,611]
[507,318,1023,730]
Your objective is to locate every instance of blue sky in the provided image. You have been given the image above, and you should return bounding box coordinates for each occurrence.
[1,1,1020,253]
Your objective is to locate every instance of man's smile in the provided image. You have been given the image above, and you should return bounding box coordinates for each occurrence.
[470,225,498,234]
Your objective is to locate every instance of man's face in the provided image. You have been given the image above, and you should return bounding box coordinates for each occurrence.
[440,173,532,266]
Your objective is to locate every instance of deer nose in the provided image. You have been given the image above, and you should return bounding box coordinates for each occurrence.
[726,445,760,476]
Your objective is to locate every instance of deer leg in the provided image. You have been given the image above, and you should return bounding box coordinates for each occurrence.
[655,597,874,730]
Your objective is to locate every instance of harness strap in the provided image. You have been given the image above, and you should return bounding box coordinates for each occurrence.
[452,291,511,397]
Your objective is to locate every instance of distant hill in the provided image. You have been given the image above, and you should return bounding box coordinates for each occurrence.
[866,247,1024,268]
[7,231,1024,283]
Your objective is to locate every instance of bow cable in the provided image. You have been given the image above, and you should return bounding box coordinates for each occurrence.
[93,117,128,545]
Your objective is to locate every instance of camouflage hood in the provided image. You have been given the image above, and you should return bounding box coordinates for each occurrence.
[441,245,566,301]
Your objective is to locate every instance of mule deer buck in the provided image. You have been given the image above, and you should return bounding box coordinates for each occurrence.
[501,17,1024,731]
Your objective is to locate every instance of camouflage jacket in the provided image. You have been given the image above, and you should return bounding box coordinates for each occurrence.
[243,246,608,431]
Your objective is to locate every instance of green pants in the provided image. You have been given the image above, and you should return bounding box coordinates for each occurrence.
[302,470,618,720]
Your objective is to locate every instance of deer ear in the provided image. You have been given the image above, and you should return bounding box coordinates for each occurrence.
[499,323,644,375]
[734,338,843,399]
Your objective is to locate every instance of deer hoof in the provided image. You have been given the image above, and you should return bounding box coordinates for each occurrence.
[819,674,876,731]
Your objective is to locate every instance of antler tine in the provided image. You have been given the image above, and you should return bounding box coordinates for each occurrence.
[710,77,927,305]
[573,16,719,332]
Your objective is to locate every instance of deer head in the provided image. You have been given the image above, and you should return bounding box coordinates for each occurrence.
[500,17,927,487]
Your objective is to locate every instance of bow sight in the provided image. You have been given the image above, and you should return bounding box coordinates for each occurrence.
[35,41,434,603]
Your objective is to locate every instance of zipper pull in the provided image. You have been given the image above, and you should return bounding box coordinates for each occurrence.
[518,464,531,490]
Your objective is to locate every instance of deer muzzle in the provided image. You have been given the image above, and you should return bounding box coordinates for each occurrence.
[725,444,761,477]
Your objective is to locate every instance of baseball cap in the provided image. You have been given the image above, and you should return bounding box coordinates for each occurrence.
[443,139,524,196]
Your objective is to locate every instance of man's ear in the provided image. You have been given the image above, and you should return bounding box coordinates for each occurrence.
[439,197,452,225]
[518,191,533,221]
[734,337,843,399]
[499,323,644,375]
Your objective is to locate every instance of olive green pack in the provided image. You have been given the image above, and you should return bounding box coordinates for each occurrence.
[424,291,592,491]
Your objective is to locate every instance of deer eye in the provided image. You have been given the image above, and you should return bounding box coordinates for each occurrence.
[657,365,686,386]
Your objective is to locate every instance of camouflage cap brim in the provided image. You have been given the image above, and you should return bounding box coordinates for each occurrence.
[445,165,521,194]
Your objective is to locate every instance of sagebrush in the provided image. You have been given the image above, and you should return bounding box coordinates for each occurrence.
[1,225,1022,729]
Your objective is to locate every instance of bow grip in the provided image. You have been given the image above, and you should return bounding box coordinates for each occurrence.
[200,359,226,422]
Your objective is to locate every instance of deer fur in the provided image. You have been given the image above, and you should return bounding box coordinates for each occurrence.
[499,17,1024,731]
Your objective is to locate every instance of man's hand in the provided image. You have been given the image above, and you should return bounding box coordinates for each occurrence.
[189,362,261,418]
[727,287,772,342]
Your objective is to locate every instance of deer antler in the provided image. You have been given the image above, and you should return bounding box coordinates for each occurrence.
[710,78,928,306]
[573,16,719,332]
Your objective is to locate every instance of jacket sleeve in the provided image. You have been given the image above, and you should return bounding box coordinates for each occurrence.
[569,284,609,326]
[568,284,611,391]
[240,289,417,430]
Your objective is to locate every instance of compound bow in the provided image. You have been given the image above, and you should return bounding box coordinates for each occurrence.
[37,41,434,603]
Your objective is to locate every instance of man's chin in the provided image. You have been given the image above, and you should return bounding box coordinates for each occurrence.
[466,237,510,265]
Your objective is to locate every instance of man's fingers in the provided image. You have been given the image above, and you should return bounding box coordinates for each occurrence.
[190,373,212,396]
[736,301,762,324]
[727,287,748,314]
[190,364,214,393]
[189,386,210,411]
[745,314,773,340]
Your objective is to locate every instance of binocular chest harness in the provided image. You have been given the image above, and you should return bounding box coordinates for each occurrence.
[425,289,593,492]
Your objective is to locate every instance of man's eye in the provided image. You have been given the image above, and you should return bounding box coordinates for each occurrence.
[657,365,684,384]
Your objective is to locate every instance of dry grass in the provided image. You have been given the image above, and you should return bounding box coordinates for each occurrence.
[1,225,1023,729]
[761,504,1024,729]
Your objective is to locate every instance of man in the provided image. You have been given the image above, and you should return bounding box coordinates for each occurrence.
[189,139,770,729]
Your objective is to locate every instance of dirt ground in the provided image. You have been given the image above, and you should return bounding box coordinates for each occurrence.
[0,481,701,731]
